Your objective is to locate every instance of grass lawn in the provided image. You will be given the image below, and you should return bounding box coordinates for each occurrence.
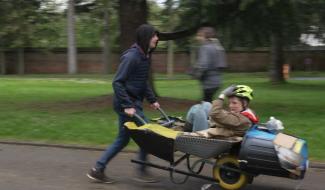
[0,72,325,161]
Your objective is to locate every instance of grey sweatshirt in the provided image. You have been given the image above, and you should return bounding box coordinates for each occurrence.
[196,38,227,89]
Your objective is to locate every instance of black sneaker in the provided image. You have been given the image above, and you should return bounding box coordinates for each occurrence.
[86,168,115,184]
[133,171,159,183]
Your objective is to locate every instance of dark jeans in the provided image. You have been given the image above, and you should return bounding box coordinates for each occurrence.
[203,87,219,102]
[95,107,148,173]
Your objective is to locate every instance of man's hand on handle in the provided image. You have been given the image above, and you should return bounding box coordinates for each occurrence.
[124,102,159,117]
[150,102,160,110]
[124,108,136,116]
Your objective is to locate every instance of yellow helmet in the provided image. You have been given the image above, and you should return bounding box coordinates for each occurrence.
[232,85,254,101]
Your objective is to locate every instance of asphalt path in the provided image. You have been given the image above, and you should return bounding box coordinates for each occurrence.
[0,143,324,190]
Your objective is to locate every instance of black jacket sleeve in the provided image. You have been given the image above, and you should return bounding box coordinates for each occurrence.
[145,80,157,104]
[112,56,134,108]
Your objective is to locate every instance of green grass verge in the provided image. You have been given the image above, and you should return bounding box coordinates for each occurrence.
[0,72,324,161]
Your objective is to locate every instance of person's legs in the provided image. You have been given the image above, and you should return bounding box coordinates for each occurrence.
[133,109,159,183]
[95,114,130,170]
[87,113,130,183]
[185,105,198,131]
[133,109,150,173]
[192,110,209,131]
[186,104,210,132]
[203,87,218,102]
[88,105,158,183]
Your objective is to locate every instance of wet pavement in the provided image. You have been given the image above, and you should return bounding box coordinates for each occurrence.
[0,143,324,190]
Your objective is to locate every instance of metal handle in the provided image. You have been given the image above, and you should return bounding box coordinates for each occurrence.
[133,113,147,125]
[157,107,171,122]
[161,120,174,127]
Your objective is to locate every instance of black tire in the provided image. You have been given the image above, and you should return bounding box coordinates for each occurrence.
[213,155,248,190]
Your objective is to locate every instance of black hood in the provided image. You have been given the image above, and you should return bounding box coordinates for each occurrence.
[135,24,158,55]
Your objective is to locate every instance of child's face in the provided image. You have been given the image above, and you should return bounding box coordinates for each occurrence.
[228,97,244,113]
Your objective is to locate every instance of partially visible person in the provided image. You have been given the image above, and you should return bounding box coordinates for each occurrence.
[191,27,227,102]
[186,85,258,138]
[183,101,212,132]
[87,24,160,184]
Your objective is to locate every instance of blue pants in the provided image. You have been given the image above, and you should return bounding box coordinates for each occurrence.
[95,108,148,173]
[186,102,212,131]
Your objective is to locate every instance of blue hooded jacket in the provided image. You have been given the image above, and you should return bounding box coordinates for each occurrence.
[112,24,158,111]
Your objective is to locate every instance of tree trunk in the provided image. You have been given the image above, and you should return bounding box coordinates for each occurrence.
[148,66,159,97]
[118,0,147,51]
[67,0,77,74]
[18,48,24,74]
[0,48,5,75]
[190,45,196,68]
[102,0,111,74]
[167,40,174,78]
[269,31,285,84]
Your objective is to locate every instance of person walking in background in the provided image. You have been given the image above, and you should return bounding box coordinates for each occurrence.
[191,27,227,102]
[87,24,160,184]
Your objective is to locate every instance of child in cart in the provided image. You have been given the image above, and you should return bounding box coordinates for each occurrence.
[183,85,259,138]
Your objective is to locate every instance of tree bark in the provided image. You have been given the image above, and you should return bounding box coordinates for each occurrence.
[18,48,24,74]
[0,49,5,75]
[102,0,111,74]
[167,40,174,78]
[270,31,285,84]
[148,65,158,97]
[118,0,147,51]
[67,0,77,74]
[0,48,6,75]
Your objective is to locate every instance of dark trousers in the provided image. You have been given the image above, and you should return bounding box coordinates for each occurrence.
[95,107,148,173]
[203,87,219,102]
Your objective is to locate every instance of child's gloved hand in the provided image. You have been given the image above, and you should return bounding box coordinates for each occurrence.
[219,85,236,99]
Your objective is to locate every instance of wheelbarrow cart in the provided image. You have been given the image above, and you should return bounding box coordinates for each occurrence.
[124,112,308,190]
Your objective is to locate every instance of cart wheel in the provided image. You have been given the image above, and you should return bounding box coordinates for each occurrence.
[213,155,248,190]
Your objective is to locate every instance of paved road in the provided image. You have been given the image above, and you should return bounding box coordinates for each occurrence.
[0,143,324,190]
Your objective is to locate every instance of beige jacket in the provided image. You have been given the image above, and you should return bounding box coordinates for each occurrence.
[193,99,251,138]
